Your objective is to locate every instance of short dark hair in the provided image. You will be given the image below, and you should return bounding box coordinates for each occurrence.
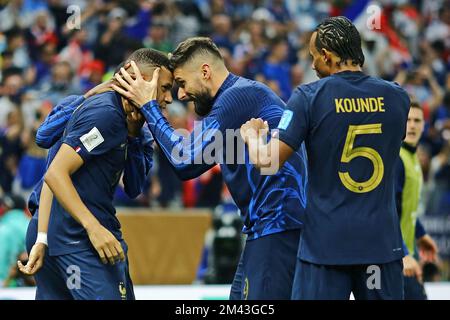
[169,37,223,71]
[409,97,422,110]
[1,67,23,85]
[124,48,170,71]
[315,16,365,67]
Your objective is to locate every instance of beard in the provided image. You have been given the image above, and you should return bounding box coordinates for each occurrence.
[193,88,215,117]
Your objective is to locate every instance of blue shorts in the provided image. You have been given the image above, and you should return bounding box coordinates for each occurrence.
[291,259,404,300]
[403,276,427,300]
[229,229,301,300]
[26,217,135,300]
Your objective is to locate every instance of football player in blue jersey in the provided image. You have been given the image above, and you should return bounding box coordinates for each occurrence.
[241,16,409,300]
[112,38,308,300]
[20,48,172,300]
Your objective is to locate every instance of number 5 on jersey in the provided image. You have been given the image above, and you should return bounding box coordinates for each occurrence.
[339,124,384,193]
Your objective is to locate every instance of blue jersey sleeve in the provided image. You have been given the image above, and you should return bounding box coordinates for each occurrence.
[141,126,154,175]
[140,101,218,180]
[402,241,409,256]
[122,127,154,198]
[277,87,311,151]
[63,106,126,162]
[36,95,85,149]
[415,218,426,239]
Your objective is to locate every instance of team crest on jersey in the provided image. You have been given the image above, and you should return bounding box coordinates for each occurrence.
[80,127,104,152]
[278,110,293,130]
[119,282,127,300]
[243,277,249,300]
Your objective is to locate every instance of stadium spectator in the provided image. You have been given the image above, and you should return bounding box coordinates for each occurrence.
[12,126,46,201]
[426,137,450,216]
[210,14,234,55]
[38,60,81,106]
[0,193,29,286]
[29,41,58,87]
[395,100,439,300]
[25,9,56,62]
[0,0,32,32]
[4,27,31,69]
[0,108,24,195]
[259,37,292,101]
[94,7,135,70]
[0,67,25,128]
[143,21,173,53]
[395,65,444,118]
[57,29,93,75]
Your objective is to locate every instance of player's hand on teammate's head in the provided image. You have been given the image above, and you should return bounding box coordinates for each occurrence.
[84,79,113,99]
[17,242,47,276]
[112,60,159,108]
[86,222,125,265]
[402,255,423,282]
[240,118,269,144]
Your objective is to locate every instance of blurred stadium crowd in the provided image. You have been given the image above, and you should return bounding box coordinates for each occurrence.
[0,0,449,287]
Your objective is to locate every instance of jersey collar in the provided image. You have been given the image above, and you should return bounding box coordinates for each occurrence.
[402,141,417,154]
[333,70,365,77]
[213,73,239,103]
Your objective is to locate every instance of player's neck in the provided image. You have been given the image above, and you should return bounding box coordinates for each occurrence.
[330,64,362,75]
[210,69,230,98]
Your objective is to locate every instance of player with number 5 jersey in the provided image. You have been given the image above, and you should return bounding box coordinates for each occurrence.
[240,16,410,299]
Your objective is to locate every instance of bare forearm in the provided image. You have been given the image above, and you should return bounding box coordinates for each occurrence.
[247,135,272,169]
[393,70,407,85]
[44,169,99,231]
[37,182,53,233]
[247,135,286,176]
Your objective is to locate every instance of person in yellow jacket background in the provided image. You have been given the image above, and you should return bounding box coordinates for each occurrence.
[395,99,439,300]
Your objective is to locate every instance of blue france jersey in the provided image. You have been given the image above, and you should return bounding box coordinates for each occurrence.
[277,71,410,264]
[29,94,153,236]
[28,139,64,221]
[142,74,308,240]
[48,91,128,256]
[28,95,84,216]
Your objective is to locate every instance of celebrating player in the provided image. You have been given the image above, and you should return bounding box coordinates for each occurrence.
[25,48,172,300]
[112,38,308,300]
[18,91,154,299]
[241,16,410,299]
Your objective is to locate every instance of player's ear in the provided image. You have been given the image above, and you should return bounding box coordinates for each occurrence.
[201,63,211,80]
[321,49,332,65]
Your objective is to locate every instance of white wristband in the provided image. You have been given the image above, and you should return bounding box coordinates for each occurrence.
[36,232,48,246]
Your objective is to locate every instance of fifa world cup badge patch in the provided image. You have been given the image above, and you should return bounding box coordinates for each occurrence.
[119,282,127,300]
[278,110,293,130]
[80,127,104,152]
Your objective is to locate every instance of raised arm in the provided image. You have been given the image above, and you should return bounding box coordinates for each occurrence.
[112,63,215,180]
[36,81,114,148]
[140,101,218,180]
[36,95,84,148]
[240,118,294,175]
